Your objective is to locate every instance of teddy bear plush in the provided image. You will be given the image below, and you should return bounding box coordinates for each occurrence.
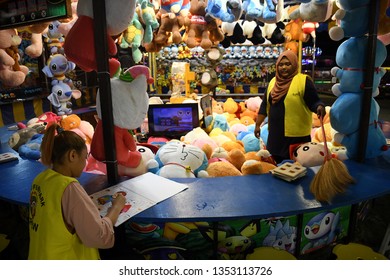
[147,140,209,178]
[184,0,214,50]
[0,29,29,87]
[63,0,136,77]
[331,37,387,96]
[91,65,154,168]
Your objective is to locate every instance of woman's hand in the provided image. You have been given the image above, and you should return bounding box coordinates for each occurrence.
[316,105,326,119]
[254,125,261,139]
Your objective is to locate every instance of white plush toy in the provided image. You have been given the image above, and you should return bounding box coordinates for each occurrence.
[47,81,81,115]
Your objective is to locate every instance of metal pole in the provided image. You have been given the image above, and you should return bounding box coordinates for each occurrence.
[92,0,119,184]
[357,0,380,162]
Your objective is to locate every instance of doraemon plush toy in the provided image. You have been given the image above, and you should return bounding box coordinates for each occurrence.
[328,0,370,41]
[330,92,388,159]
[90,65,154,169]
[147,140,209,178]
[331,37,387,96]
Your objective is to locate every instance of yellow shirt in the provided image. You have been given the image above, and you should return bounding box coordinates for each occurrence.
[267,73,312,137]
[29,169,100,260]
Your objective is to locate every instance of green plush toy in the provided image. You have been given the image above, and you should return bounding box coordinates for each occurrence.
[119,13,143,63]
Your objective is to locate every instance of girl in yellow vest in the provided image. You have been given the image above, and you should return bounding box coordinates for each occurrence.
[28,123,126,260]
[254,50,326,163]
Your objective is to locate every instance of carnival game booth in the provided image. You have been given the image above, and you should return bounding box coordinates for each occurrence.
[1,0,390,260]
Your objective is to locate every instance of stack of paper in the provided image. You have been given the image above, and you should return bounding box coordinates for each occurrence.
[270,162,307,182]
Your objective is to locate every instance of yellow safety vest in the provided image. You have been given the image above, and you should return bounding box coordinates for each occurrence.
[28,169,100,260]
[267,73,312,137]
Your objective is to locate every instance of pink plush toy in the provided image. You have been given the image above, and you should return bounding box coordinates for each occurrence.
[63,0,136,77]
[90,65,154,169]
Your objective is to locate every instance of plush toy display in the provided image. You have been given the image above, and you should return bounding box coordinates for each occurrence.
[205,0,243,23]
[63,0,136,77]
[91,65,154,169]
[147,140,209,178]
[0,29,29,87]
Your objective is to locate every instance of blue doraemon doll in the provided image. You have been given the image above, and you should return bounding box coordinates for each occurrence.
[331,37,387,96]
[330,92,388,160]
[147,140,209,178]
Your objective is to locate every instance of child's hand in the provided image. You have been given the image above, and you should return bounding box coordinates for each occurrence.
[111,193,126,210]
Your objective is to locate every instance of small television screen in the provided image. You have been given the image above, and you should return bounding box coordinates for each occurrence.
[147,103,200,139]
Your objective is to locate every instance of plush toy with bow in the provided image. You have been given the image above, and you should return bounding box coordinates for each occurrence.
[0,29,29,87]
[63,0,136,77]
[90,65,154,169]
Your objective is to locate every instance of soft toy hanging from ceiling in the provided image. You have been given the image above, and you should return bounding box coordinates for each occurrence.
[289,0,333,23]
[63,0,137,77]
[0,29,29,87]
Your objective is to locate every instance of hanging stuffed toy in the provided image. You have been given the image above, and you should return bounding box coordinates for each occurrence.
[289,0,333,23]
[90,65,154,169]
[47,81,82,116]
[41,53,76,86]
[63,0,137,77]
[0,29,29,87]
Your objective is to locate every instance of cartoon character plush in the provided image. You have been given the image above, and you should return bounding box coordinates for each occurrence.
[90,65,154,169]
[118,13,144,63]
[42,20,65,55]
[0,29,29,87]
[63,0,136,77]
[328,0,370,41]
[330,92,388,159]
[331,37,387,96]
[47,81,82,116]
[147,140,209,178]
[41,54,76,85]
[138,0,160,44]
[290,141,329,167]
[61,114,95,151]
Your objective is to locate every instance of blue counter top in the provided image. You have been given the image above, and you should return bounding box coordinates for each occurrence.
[1,124,390,222]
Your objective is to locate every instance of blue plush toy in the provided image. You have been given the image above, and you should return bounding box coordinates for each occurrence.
[330,92,388,160]
[205,0,243,23]
[146,140,209,178]
[242,0,263,21]
[328,0,370,41]
[18,133,44,160]
[331,37,387,96]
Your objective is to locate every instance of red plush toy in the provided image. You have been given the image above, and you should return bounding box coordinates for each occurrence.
[63,0,136,77]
